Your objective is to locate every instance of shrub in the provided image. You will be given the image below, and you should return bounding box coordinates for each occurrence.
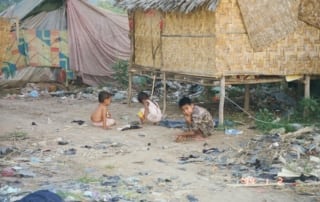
[112,60,129,88]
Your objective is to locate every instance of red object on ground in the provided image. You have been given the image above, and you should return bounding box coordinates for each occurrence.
[1,167,15,177]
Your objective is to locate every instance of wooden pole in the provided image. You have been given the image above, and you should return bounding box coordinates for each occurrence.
[303,75,310,118]
[127,71,132,106]
[127,11,135,107]
[244,84,250,111]
[162,72,167,114]
[304,75,310,99]
[151,74,156,98]
[219,76,225,126]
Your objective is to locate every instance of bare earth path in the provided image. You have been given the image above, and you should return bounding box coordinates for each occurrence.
[0,97,317,201]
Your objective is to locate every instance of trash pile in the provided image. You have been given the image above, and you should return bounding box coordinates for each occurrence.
[2,81,299,114]
[0,139,153,202]
[178,126,320,194]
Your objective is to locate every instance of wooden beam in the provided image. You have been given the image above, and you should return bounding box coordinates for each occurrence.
[219,76,225,126]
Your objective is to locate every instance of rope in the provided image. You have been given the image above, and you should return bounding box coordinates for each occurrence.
[224,96,286,126]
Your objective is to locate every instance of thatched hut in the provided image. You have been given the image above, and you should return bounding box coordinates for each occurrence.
[118,0,320,122]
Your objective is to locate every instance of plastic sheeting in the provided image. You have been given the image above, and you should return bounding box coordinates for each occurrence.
[21,7,67,30]
[0,66,62,88]
[0,0,45,20]
[67,0,130,86]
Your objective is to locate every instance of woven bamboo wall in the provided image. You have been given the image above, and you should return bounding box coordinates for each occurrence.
[237,0,298,50]
[161,7,216,77]
[132,0,320,78]
[134,10,162,69]
[0,17,11,67]
[215,0,320,76]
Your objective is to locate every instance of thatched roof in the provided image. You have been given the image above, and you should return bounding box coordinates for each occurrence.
[115,0,220,13]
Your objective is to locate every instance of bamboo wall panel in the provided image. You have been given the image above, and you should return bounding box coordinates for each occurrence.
[237,0,298,50]
[215,0,320,76]
[162,36,216,77]
[163,7,215,35]
[131,0,320,78]
[134,10,162,69]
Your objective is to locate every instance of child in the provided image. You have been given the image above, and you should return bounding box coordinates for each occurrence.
[91,91,116,129]
[137,92,162,124]
[176,96,214,142]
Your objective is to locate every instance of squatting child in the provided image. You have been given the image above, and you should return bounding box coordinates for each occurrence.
[137,91,162,124]
[91,91,116,129]
[176,96,215,142]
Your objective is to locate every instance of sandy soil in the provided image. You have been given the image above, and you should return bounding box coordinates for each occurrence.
[0,96,317,202]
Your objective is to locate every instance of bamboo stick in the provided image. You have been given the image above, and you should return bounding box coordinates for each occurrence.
[219,76,225,126]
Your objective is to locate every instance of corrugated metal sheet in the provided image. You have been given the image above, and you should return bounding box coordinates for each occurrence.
[0,0,45,20]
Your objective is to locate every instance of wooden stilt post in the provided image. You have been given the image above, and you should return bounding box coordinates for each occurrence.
[162,72,167,114]
[219,76,225,126]
[244,84,250,111]
[304,75,310,99]
[151,74,156,98]
[127,71,133,107]
[303,75,310,118]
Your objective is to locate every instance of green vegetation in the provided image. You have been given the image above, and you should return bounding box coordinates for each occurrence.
[255,97,320,133]
[98,1,126,14]
[0,131,28,141]
[112,60,129,88]
[294,97,320,122]
[77,175,99,183]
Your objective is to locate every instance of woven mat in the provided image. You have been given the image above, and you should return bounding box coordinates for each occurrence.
[237,0,298,50]
[298,0,320,29]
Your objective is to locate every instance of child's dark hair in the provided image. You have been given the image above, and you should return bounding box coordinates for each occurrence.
[178,96,192,108]
[137,92,149,103]
[98,91,112,103]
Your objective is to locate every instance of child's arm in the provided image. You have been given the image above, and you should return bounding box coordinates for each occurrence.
[184,114,192,125]
[143,102,150,117]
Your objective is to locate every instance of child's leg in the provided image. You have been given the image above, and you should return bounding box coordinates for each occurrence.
[92,119,115,127]
[106,118,116,126]
[92,121,103,127]
[175,131,205,142]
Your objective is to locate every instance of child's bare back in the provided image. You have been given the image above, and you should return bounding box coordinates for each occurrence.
[91,91,115,129]
[91,104,106,122]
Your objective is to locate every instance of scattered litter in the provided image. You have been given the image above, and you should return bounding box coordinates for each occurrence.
[0,147,13,156]
[1,167,15,177]
[117,124,141,131]
[225,128,243,136]
[64,148,77,155]
[187,194,199,202]
[71,120,85,125]
[0,185,20,195]
[28,90,39,98]
[58,140,69,145]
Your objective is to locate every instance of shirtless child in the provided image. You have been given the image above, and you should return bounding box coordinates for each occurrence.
[91,91,116,129]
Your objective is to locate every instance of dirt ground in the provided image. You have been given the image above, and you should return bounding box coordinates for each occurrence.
[0,95,318,202]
